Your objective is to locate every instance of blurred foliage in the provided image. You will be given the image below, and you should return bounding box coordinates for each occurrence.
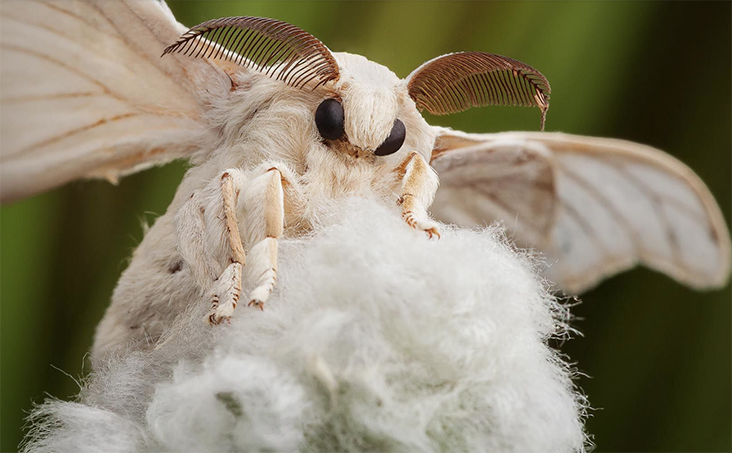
[1,2,730,451]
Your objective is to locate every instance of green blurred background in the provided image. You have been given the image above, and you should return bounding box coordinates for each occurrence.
[1,1,730,451]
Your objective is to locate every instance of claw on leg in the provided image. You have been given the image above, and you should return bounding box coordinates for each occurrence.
[207,262,242,325]
[208,303,235,325]
[248,299,265,311]
[426,226,441,240]
[401,193,441,240]
[247,267,276,311]
[403,209,441,239]
[246,267,276,310]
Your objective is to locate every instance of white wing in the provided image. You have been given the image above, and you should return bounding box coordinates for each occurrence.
[430,128,731,293]
[0,0,229,202]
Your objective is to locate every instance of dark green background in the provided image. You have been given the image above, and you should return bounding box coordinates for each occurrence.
[1,2,730,451]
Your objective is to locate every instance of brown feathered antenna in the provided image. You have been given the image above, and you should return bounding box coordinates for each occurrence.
[163,17,340,89]
[407,52,551,130]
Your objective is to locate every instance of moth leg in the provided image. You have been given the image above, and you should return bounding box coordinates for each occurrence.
[176,191,221,290]
[239,167,285,310]
[175,171,246,325]
[206,170,249,324]
[208,260,242,324]
[396,151,441,239]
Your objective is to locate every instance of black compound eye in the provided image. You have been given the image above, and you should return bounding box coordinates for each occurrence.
[315,99,345,140]
[374,119,406,156]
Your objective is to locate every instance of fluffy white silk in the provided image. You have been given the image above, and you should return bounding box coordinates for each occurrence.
[23,197,588,453]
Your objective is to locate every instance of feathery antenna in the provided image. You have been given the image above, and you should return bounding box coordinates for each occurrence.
[407,52,551,130]
[163,17,340,89]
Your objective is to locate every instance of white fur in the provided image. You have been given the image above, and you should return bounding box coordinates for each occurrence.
[91,49,441,357]
[23,198,589,453]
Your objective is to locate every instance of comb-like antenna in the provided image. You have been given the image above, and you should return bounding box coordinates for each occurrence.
[163,17,340,90]
[406,52,551,130]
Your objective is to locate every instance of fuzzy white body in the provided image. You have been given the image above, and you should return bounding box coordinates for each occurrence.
[93,53,440,359]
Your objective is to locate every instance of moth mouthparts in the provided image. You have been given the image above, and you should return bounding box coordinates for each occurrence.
[327,140,375,161]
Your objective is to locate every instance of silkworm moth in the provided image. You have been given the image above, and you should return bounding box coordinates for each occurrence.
[0,1,728,362]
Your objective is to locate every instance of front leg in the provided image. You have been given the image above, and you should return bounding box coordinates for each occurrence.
[176,170,249,325]
[396,151,441,238]
[238,167,285,310]
[208,171,248,324]
[176,165,291,323]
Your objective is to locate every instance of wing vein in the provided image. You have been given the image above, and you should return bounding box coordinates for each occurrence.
[559,199,609,254]
[604,161,684,268]
[1,92,102,103]
[558,165,640,249]
[17,112,139,156]
[1,43,124,100]
[472,185,548,237]
[558,146,706,219]
[9,2,196,106]
[1,44,189,119]
[2,11,128,67]
[27,0,120,37]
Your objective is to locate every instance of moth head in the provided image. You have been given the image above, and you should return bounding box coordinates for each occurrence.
[163,17,417,159]
[326,53,408,156]
[163,17,551,162]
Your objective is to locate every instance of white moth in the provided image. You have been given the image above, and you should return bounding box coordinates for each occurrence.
[1,1,729,363]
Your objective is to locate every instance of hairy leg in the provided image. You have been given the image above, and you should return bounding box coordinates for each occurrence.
[176,169,249,324]
[175,165,290,323]
[396,151,441,238]
[238,167,285,310]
